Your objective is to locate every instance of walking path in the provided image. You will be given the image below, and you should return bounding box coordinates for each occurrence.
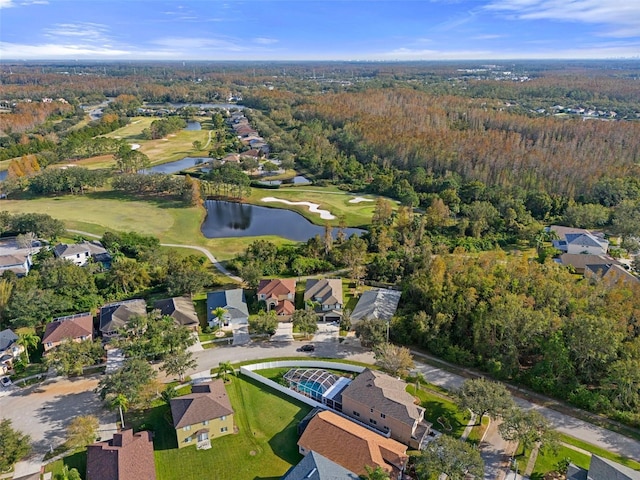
[67,230,243,283]
[460,412,477,440]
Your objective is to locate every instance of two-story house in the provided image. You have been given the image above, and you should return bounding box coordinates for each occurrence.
[304,279,343,322]
[170,381,235,449]
[42,312,94,352]
[257,278,296,319]
[99,299,147,338]
[340,369,432,449]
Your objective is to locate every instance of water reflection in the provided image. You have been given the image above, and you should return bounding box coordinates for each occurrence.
[201,200,365,241]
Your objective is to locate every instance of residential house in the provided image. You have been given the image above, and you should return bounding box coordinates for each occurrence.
[206,289,248,328]
[54,240,111,267]
[281,450,360,480]
[567,454,640,480]
[0,329,23,371]
[297,410,408,479]
[170,380,235,449]
[557,253,621,274]
[585,264,640,288]
[304,279,343,322]
[257,278,296,319]
[0,253,31,276]
[350,288,402,327]
[42,312,94,352]
[154,296,200,331]
[550,226,608,255]
[99,299,147,338]
[86,429,156,480]
[341,369,431,449]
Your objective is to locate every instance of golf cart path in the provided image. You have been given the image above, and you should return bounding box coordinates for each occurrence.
[67,229,243,283]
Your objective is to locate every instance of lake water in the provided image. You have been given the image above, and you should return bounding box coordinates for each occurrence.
[201,200,365,241]
[144,157,209,174]
[185,121,201,131]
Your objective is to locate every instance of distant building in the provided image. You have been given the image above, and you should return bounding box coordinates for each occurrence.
[550,226,608,255]
[304,279,343,322]
[281,450,359,480]
[257,278,296,319]
[86,429,156,480]
[54,240,111,267]
[585,263,640,288]
[0,254,31,276]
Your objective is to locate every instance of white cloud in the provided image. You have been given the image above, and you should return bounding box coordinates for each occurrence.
[472,34,506,40]
[44,22,110,42]
[0,0,15,7]
[485,0,640,37]
[254,37,278,45]
[0,41,132,58]
[151,37,246,51]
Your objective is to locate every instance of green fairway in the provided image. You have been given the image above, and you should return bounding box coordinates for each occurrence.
[103,116,212,164]
[246,186,383,227]
[133,375,311,480]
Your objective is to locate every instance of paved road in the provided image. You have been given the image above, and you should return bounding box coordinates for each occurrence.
[480,419,518,480]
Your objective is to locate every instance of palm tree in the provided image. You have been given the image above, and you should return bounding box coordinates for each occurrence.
[213,307,227,326]
[217,361,235,382]
[17,332,39,364]
[110,394,129,428]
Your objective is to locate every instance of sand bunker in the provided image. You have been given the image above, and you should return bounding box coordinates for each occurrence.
[349,196,374,204]
[261,197,336,220]
[130,143,141,150]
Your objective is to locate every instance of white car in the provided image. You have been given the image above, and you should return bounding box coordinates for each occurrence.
[0,376,12,387]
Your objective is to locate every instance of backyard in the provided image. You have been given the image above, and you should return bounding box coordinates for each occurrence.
[46,374,311,480]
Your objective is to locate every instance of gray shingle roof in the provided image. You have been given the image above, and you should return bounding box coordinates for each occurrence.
[350,288,401,324]
[154,297,199,328]
[586,455,640,480]
[304,279,343,307]
[206,289,248,323]
[342,369,425,428]
[282,450,360,480]
[99,299,147,334]
[0,329,18,351]
[565,233,606,249]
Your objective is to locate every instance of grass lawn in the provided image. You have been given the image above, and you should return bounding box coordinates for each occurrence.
[466,415,490,446]
[126,374,311,480]
[560,434,640,470]
[44,449,87,478]
[406,385,469,438]
[530,445,591,480]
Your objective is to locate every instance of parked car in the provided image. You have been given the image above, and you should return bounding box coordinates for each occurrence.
[297,344,315,352]
[0,376,12,387]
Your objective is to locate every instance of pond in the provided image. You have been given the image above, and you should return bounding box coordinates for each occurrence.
[185,121,201,131]
[201,200,365,241]
[143,157,209,174]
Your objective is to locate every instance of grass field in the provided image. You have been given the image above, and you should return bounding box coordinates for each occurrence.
[560,434,640,470]
[406,385,470,438]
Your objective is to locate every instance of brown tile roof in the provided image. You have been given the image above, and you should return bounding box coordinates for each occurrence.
[0,254,28,267]
[559,253,620,272]
[257,278,296,299]
[154,297,199,329]
[298,410,407,477]
[170,380,234,428]
[342,369,424,428]
[42,313,93,345]
[276,299,295,316]
[86,429,156,480]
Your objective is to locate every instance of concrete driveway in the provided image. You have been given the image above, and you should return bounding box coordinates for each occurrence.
[312,323,339,342]
[270,322,294,342]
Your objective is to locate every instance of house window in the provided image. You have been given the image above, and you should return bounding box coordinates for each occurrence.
[203,420,209,426]
[353,411,360,417]
[221,416,226,421]
[46,342,52,348]
[369,419,377,425]
[76,254,80,258]
[370,408,374,413]
[380,413,386,419]
[184,437,192,443]
[220,427,228,433]
[183,425,191,431]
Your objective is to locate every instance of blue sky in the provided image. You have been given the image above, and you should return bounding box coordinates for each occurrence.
[1,0,639,60]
